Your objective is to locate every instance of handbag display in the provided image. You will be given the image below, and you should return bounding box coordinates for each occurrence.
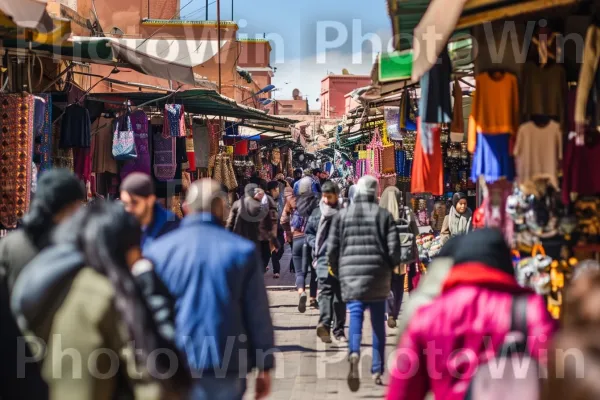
[112,114,137,161]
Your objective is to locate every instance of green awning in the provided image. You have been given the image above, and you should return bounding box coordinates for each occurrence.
[379,51,412,83]
[1,37,114,64]
[85,90,297,127]
[387,0,430,51]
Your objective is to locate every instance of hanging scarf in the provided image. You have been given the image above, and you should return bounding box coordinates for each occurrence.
[34,94,52,172]
[163,104,186,137]
[153,125,176,181]
[121,110,151,179]
[448,206,473,236]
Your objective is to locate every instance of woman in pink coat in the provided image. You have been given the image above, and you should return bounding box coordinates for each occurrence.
[386,229,557,400]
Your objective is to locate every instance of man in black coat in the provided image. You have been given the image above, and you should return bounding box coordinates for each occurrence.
[306,181,345,343]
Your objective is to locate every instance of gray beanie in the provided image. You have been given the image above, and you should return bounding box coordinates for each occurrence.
[297,176,314,196]
[356,175,379,197]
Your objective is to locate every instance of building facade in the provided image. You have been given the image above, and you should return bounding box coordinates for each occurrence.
[320,74,371,118]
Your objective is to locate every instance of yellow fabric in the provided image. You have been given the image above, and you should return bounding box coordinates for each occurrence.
[575,26,600,125]
[467,72,519,153]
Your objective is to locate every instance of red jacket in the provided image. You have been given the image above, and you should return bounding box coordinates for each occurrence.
[386,263,557,400]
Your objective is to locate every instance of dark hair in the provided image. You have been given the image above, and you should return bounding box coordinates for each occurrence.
[312,168,322,176]
[22,169,86,248]
[120,173,155,198]
[55,202,191,393]
[321,180,339,195]
[266,180,280,193]
[452,192,467,208]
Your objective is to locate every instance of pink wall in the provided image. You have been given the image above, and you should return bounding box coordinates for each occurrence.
[320,75,371,118]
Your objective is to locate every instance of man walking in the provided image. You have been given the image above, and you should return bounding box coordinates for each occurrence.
[261,181,283,278]
[226,183,266,246]
[147,179,275,400]
[328,175,400,391]
[306,181,346,343]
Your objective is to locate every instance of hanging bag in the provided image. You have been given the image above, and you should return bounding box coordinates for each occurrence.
[112,113,137,161]
[397,215,416,263]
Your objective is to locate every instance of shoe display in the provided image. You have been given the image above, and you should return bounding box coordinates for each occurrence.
[316,324,332,343]
[298,292,307,313]
[347,353,360,392]
[387,316,397,328]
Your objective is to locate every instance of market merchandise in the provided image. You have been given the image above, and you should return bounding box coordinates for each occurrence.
[153,125,177,182]
[513,120,562,188]
[33,94,52,173]
[411,118,444,195]
[450,79,464,137]
[467,71,519,153]
[575,24,600,127]
[121,110,151,179]
[470,132,515,183]
[418,49,452,124]
[59,104,91,148]
[521,62,567,130]
[91,117,118,175]
[562,134,600,204]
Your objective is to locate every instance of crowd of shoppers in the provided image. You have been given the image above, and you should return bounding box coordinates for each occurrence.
[2,166,600,400]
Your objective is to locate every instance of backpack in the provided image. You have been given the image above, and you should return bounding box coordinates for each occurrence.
[464,295,539,400]
[290,209,307,233]
[397,207,416,264]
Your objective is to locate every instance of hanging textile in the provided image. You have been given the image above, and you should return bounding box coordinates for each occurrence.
[207,119,220,157]
[0,94,34,228]
[52,121,74,171]
[450,79,464,140]
[91,116,118,174]
[192,121,210,169]
[471,133,515,183]
[33,94,52,172]
[163,104,186,137]
[73,147,92,183]
[59,104,91,148]
[483,180,514,245]
[121,110,151,179]
[212,153,238,190]
[418,49,452,124]
[411,117,444,195]
[153,125,176,181]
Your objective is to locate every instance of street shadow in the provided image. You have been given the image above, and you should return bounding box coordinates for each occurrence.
[275,345,339,353]
[269,304,299,309]
[274,325,314,331]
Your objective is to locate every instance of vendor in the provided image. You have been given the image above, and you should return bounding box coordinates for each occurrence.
[120,173,180,253]
[440,192,472,243]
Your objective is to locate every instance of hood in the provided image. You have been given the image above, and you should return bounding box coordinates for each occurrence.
[296,193,320,218]
[245,183,259,198]
[241,196,263,218]
[11,244,84,334]
[442,263,531,295]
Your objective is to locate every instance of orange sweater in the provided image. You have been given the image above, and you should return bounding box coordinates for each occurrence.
[467,71,519,153]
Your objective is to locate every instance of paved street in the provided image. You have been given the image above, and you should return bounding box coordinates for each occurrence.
[246,245,402,399]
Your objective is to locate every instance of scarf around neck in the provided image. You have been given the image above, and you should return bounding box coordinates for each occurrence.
[449,206,472,236]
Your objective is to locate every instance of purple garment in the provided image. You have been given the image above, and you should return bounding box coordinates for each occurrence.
[121,110,151,179]
[153,126,176,181]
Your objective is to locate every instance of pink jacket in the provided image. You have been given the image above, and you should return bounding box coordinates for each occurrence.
[386,263,557,400]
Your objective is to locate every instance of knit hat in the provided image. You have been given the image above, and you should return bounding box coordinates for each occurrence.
[244,183,259,198]
[120,173,155,198]
[452,192,467,208]
[356,175,379,198]
[296,176,314,196]
[453,228,514,275]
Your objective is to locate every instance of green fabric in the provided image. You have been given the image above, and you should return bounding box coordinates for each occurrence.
[379,51,413,83]
[1,38,114,64]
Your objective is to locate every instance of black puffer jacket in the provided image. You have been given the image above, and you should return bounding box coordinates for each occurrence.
[327,194,401,302]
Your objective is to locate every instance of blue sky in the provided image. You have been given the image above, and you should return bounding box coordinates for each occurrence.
[186,0,392,108]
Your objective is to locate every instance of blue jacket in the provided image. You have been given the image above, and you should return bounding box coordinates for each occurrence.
[146,213,275,375]
[141,204,179,254]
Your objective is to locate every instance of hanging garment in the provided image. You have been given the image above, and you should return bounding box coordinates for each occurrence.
[33,94,52,172]
[52,120,74,172]
[521,62,567,131]
[483,180,514,245]
[513,121,562,188]
[186,131,195,171]
[450,79,464,138]
[121,110,151,179]
[418,49,452,124]
[411,117,444,195]
[470,133,515,183]
[91,117,118,174]
[0,94,34,228]
[467,71,519,153]
[192,122,210,169]
[73,147,92,183]
[562,134,600,204]
[163,104,186,137]
[153,125,177,181]
[575,25,600,127]
[59,104,91,148]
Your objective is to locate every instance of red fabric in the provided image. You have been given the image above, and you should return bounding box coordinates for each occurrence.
[187,152,196,170]
[411,118,444,195]
[562,135,600,204]
[223,138,249,156]
[386,263,556,400]
[472,205,485,229]
[73,147,91,183]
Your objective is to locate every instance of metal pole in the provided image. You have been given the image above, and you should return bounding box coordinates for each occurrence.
[206,0,208,20]
[148,0,150,18]
[217,0,221,94]
[231,0,234,20]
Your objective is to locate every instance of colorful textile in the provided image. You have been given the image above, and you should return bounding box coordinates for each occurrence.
[562,134,600,204]
[411,117,444,195]
[470,133,515,183]
[163,104,186,138]
[153,125,176,181]
[52,120,74,171]
[121,110,151,179]
[0,94,34,228]
[33,94,52,172]
[73,147,92,183]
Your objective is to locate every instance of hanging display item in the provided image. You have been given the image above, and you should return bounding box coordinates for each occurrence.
[514,120,562,188]
[121,110,151,179]
[193,121,210,169]
[112,112,137,161]
[0,94,35,228]
[164,104,186,137]
[92,116,118,175]
[59,103,91,148]
[34,94,52,172]
[450,79,464,142]
[411,117,444,196]
[153,125,177,181]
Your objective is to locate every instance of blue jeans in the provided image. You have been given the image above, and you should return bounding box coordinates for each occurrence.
[347,300,386,374]
[189,377,246,400]
[293,236,317,297]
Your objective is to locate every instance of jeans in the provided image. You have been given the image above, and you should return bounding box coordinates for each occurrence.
[293,236,317,297]
[189,377,246,400]
[318,275,346,337]
[260,240,283,274]
[386,273,406,319]
[347,300,386,374]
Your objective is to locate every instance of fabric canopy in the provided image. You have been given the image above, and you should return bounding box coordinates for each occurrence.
[73,37,227,85]
[0,0,53,31]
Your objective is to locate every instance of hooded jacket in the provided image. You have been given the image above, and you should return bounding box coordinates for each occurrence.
[306,201,340,279]
[11,244,161,399]
[226,184,266,244]
[327,192,401,302]
[386,230,557,400]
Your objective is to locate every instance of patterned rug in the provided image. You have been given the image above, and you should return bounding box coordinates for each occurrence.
[0,94,34,228]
